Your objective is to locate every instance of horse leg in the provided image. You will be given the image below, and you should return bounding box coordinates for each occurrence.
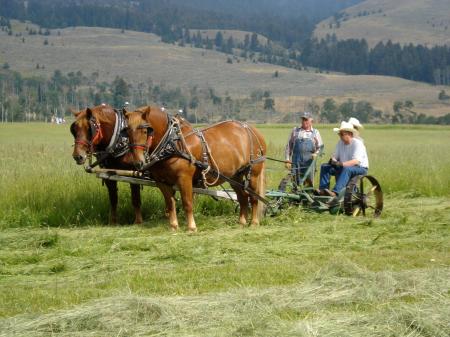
[130,184,143,224]
[249,164,266,226]
[157,183,179,231]
[233,185,249,226]
[177,176,197,232]
[104,179,118,224]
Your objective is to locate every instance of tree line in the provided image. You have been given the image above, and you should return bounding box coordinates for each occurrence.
[309,98,450,125]
[2,67,449,125]
[300,37,450,85]
[0,68,278,123]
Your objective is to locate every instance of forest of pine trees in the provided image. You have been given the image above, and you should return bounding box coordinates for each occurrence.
[300,37,450,85]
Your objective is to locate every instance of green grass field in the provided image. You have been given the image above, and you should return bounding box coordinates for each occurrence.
[0,122,449,336]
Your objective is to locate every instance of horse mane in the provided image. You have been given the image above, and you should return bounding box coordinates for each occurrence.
[175,114,194,133]
[130,106,193,130]
[73,104,115,124]
[92,105,116,124]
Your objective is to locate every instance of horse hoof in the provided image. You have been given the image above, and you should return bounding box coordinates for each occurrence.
[188,227,197,233]
[250,222,259,228]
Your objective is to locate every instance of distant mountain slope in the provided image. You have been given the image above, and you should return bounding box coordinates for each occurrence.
[0,23,447,117]
[0,0,362,48]
[314,0,450,47]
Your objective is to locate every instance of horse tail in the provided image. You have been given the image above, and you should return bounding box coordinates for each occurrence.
[255,161,266,221]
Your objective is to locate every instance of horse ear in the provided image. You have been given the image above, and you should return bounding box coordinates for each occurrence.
[86,108,92,119]
[73,108,81,117]
[142,106,153,119]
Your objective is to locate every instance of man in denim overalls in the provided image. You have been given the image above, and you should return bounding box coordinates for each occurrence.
[285,112,323,187]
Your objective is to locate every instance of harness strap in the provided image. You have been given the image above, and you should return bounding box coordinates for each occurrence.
[139,118,266,196]
[91,118,103,145]
[192,159,271,206]
[75,139,90,147]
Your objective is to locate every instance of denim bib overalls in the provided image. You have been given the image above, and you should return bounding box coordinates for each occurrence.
[291,136,315,185]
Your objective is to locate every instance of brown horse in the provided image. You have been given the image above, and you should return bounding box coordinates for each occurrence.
[125,106,266,232]
[70,104,143,224]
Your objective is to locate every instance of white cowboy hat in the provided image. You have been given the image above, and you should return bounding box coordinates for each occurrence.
[348,117,363,129]
[333,121,359,137]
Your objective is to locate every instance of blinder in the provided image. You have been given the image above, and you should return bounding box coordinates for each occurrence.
[137,123,154,136]
[70,122,77,138]
[129,123,154,152]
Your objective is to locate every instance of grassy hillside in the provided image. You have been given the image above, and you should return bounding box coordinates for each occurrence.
[0,122,449,336]
[1,22,449,116]
[314,0,450,47]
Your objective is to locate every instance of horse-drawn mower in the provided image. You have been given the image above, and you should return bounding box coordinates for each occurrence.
[73,104,384,224]
[264,152,383,217]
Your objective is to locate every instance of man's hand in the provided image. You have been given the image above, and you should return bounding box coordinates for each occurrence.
[285,161,292,170]
[329,159,343,167]
[312,153,318,160]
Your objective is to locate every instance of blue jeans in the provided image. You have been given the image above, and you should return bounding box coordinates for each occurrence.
[319,164,368,194]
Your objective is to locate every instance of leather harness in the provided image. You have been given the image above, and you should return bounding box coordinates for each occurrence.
[136,117,268,203]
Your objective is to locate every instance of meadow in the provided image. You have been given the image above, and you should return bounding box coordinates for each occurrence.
[0,122,449,336]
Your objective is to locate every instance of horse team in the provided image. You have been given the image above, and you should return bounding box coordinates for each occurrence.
[71,104,266,231]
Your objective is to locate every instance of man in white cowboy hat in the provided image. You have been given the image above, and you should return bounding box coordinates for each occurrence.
[317,121,369,199]
[285,111,323,187]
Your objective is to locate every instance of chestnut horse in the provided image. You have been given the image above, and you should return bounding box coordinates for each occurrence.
[125,106,266,232]
[70,104,143,224]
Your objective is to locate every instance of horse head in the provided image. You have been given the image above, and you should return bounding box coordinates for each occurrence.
[71,108,93,164]
[125,106,157,170]
[70,105,108,165]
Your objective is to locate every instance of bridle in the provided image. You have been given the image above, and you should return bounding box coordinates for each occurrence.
[71,116,103,154]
